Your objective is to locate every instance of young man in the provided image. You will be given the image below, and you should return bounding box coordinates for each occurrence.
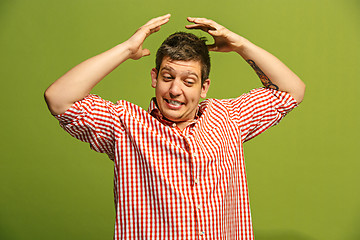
[45,14,305,239]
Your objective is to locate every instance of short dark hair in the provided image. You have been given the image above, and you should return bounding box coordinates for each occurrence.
[155,32,210,84]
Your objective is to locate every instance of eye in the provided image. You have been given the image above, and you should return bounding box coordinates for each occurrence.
[184,79,195,86]
[162,74,173,81]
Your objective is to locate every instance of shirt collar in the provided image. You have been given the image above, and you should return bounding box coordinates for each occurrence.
[147,97,204,126]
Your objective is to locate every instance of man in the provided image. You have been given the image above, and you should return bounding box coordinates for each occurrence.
[45,14,305,239]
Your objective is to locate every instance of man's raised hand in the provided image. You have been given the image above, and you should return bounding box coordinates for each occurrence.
[126,14,171,60]
[185,17,247,53]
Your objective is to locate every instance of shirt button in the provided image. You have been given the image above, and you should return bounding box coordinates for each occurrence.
[172,123,176,127]
[197,204,202,210]
[194,178,199,184]
[193,153,197,158]
[199,231,205,236]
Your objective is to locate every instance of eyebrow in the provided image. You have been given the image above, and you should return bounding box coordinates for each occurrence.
[161,65,199,79]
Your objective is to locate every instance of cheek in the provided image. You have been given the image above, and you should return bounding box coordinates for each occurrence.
[155,86,171,101]
[155,83,165,95]
[156,81,175,95]
[187,89,201,102]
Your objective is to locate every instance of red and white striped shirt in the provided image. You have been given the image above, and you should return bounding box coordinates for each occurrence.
[56,87,297,240]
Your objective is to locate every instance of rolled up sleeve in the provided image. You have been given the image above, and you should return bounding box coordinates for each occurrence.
[226,88,298,143]
[55,94,124,160]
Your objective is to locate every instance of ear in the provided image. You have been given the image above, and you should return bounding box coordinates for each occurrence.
[200,78,211,98]
[151,68,158,88]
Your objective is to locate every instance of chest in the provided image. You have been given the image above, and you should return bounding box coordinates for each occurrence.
[117,104,243,175]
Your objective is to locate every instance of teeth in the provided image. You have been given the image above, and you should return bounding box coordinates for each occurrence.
[168,100,182,106]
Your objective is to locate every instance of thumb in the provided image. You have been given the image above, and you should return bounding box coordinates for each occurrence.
[142,48,151,57]
[208,29,221,37]
[207,44,218,52]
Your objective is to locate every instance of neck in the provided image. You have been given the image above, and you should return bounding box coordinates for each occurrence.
[174,121,190,130]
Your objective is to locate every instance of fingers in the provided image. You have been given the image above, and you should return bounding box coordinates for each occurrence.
[146,13,171,25]
[185,17,225,37]
[127,14,170,60]
[186,17,220,29]
[143,14,171,35]
[130,14,170,46]
[185,24,216,31]
[187,17,217,25]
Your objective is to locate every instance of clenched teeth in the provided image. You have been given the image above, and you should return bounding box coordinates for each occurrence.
[166,99,183,106]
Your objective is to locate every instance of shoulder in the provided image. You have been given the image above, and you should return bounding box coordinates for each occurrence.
[86,95,149,116]
[199,98,233,121]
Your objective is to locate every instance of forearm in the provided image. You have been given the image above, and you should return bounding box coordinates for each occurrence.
[44,41,133,115]
[236,40,305,103]
[45,14,171,116]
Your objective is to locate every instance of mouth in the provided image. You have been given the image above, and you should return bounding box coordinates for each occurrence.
[164,98,184,109]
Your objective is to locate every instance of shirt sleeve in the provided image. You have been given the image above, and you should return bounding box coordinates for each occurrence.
[225,88,298,143]
[54,94,124,160]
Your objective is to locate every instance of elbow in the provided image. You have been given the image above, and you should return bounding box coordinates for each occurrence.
[44,87,51,105]
[44,87,57,115]
[294,81,306,104]
[44,87,66,116]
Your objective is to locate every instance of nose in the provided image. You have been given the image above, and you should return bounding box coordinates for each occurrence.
[169,79,182,97]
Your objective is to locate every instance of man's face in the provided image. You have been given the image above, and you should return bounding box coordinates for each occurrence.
[151,56,210,124]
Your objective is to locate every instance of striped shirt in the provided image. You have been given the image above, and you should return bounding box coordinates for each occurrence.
[56,87,297,240]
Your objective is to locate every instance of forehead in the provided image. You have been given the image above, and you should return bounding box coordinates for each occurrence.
[160,57,202,75]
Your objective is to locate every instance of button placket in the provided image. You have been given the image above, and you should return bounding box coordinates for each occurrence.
[192,151,198,184]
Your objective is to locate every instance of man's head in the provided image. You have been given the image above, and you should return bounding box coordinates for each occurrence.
[151,32,211,126]
[155,32,210,84]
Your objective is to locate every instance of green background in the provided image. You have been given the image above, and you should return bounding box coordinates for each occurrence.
[1,0,359,239]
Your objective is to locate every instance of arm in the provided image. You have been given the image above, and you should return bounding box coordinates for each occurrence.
[186,17,305,103]
[44,14,171,115]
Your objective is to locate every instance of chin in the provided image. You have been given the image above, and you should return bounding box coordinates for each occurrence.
[164,114,182,122]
